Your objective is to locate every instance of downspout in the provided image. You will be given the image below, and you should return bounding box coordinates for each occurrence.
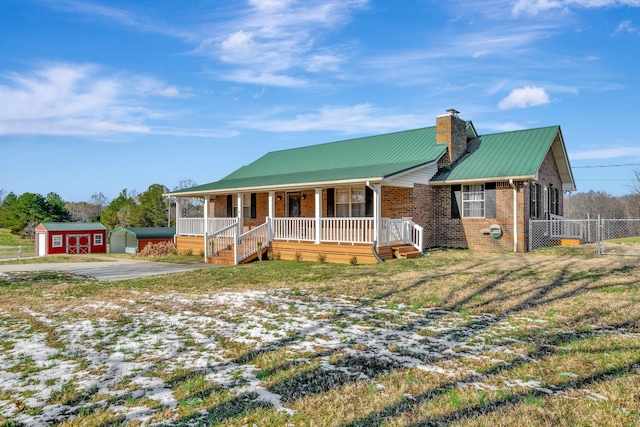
[509,179,517,252]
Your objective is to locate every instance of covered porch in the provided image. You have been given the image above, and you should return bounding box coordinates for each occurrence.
[173,187,424,265]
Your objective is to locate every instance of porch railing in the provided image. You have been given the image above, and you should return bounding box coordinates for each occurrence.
[237,222,269,263]
[272,218,316,242]
[205,223,237,258]
[177,218,237,236]
[548,214,583,239]
[381,218,424,252]
[321,218,374,244]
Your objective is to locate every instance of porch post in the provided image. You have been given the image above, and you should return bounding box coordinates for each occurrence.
[203,196,210,259]
[176,197,182,235]
[237,193,244,235]
[315,188,322,244]
[372,184,382,246]
[268,191,275,219]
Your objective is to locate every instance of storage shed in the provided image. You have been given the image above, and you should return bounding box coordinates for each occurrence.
[108,227,176,253]
[35,222,108,256]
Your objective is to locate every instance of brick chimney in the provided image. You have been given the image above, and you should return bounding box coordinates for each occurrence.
[436,109,467,165]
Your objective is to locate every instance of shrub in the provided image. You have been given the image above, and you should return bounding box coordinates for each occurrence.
[316,252,326,264]
[272,251,281,260]
[294,251,303,262]
[137,241,177,257]
[349,256,358,266]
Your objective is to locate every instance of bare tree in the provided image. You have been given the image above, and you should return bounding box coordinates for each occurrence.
[0,189,5,205]
[172,179,203,219]
[89,192,109,220]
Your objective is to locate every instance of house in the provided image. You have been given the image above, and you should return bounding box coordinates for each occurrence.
[35,222,107,256]
[108,227,176,254]
[166,110,576,265]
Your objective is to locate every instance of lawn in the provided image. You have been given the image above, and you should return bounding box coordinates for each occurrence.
[1,249,639,426]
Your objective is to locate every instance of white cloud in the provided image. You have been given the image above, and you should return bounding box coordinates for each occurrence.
[513,0,640,16]
[612,20,640,36]
[219,70,308,87]
[0,63,220,137]
[235,104,427,134]
[197,0,367,86]
[484,121,528,132]
[498,86,550,109]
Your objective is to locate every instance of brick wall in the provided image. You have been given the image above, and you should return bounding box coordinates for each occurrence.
[381,186,414,219]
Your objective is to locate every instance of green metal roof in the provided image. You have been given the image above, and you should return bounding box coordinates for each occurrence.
[431,125,562,183]
[40,222,107,231]
[169,126,446,194]
[168,122,574,195]
[109,227,176,239]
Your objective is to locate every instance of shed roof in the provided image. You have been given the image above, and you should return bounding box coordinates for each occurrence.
[109,227,176,239]
[39,222,107,232]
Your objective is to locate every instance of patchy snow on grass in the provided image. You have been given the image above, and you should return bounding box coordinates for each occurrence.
[0,286,621,425]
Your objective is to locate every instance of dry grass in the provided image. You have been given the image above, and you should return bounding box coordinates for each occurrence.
[1,249,639,426]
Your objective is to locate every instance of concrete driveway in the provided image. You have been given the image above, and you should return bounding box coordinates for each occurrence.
[0,258,222,281]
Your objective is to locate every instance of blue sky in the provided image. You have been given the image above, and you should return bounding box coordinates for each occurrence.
[1,0,639,202]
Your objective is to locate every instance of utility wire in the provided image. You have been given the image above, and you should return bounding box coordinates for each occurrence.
[573,163,640,169]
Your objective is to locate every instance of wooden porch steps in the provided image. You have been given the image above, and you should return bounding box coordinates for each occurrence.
[392,244,422,259]
[206,245,268,266]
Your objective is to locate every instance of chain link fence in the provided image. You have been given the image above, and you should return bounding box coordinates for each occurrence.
[529,217,640,255]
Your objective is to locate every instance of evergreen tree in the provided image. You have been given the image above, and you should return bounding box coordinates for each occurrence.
[101,189,136,229]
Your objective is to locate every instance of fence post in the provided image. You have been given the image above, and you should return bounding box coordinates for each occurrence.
[596,214,601,255]
[19,245,22,258]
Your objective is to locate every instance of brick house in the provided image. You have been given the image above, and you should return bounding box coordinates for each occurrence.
[166,110,575,264]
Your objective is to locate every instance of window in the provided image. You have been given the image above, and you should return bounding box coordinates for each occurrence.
[462,184,485,217]
[452,183,496,219]
[335,187,366,217]
[530,183,541,218]
[549,186,559,216]
[94,234,103,246]
[228,193,256,218]
[52,235,62,248]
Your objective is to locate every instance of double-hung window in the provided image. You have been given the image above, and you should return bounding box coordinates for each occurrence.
[52,235,62,248]
[451,183,496,219]
[335,188,366,217]
[228,193,256,218]
[94,234,103,246]
[462,184,485,218]
[233,194,252,218]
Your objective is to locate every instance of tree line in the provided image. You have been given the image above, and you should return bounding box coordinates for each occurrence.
[0,180,203,239]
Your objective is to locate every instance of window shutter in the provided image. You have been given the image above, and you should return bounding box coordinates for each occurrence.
[250,193,257,219]
[485,183,496,218]
[365,186,373,217]
[226,195,232,218]
[327,188,335,217]
[536,184,542,217]
[451,185,461,219]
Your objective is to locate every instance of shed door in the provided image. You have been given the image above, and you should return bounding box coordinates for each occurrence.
[38,233,46,256]
[67,234,91,254]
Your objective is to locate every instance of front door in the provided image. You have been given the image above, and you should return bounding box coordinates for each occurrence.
[287,192,302,218]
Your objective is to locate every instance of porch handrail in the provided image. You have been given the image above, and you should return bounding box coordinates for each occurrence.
[205,223,237,257]
[272,218,316,242]
[381,218,423,252]
[321,217,374,244]
[236,222,269,263]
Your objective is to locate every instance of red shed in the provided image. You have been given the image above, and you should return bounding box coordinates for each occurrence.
[35,222,108,256]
